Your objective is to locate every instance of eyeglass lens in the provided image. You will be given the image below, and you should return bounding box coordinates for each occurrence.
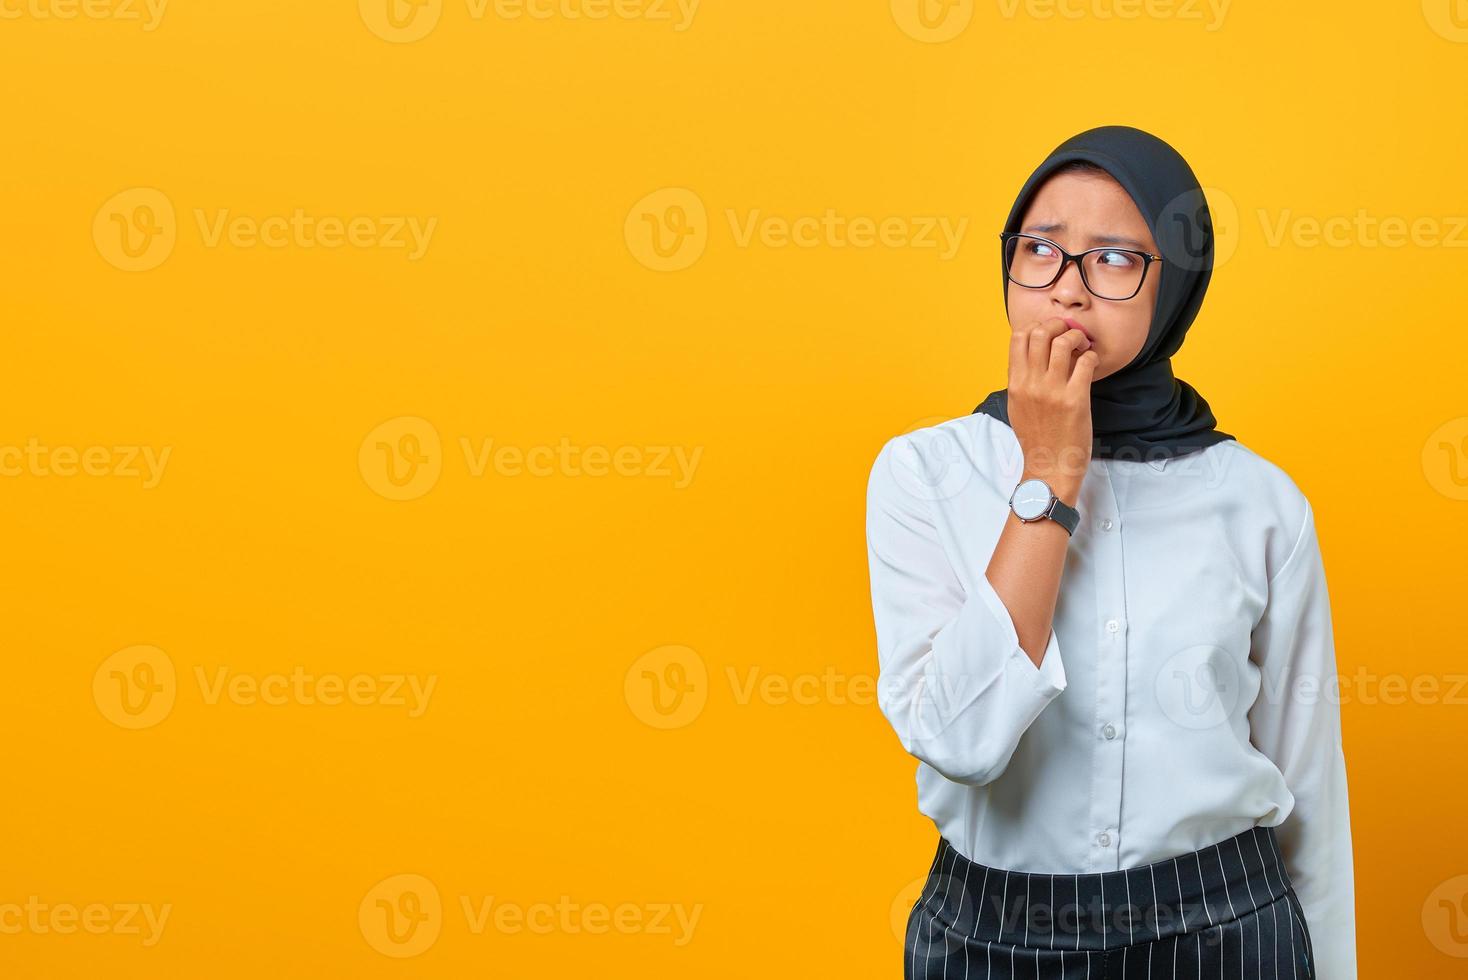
[1003,235,1148,301]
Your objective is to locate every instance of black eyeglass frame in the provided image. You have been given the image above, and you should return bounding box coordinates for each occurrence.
[999,232,1164,302]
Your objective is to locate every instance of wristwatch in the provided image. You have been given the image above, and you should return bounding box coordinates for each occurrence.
[1008,478,1080,536]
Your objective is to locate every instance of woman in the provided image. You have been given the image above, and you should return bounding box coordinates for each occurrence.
[865,126,1355,978]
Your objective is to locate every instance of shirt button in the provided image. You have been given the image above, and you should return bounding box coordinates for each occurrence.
[1097,832,1111,847]
[1100,518,1114,531]
[1102,723,1117,740]
[1105,619,1120,633]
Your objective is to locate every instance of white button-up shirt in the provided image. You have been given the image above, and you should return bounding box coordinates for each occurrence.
[865,412,1357,978]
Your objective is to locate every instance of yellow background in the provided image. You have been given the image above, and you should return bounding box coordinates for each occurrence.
[3,1,1466,975]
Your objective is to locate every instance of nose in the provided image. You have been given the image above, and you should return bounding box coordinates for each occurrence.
[1050,256,1092,309]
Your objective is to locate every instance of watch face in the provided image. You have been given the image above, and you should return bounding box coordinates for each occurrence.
[1010,478,1052,520]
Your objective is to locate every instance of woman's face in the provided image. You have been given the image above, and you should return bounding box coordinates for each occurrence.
[1005,171,1160,381]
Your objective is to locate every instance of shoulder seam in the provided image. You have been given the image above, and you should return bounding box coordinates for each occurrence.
[1266,497,1314,590]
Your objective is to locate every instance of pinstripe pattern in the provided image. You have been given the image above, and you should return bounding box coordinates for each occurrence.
[904,824,1316,979]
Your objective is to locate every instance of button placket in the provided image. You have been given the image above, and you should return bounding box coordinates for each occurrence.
[1089,465,1128,871]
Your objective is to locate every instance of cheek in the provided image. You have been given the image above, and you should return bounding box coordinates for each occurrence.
[1108,310,1152,363]
[1005,283,1045,328]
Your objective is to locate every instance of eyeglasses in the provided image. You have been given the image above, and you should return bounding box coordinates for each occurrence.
[1000,232,1163,302]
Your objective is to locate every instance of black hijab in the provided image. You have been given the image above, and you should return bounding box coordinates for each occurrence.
[973,125,1234,461]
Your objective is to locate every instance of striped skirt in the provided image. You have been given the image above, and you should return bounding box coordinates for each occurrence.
[904,824,1316,979]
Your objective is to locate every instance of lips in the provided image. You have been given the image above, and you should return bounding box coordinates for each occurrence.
[1062,318,1093,342]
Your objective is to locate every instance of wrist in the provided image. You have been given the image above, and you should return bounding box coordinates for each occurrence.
[1021,468,1082,506]
[1010,472,1082,537]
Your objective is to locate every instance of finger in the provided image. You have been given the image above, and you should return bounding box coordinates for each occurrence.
[1066,348,1100,396]
[1047,328,1093,384]
[1026,318,1069,379]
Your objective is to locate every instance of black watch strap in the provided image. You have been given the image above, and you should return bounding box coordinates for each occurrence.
[1046,496,1080,536]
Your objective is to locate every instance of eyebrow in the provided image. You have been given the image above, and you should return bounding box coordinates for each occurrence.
[1021,222,1151,251]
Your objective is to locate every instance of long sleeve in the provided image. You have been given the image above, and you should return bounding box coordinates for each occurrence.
[1247,499,1357,979]
[865,434,1067,787]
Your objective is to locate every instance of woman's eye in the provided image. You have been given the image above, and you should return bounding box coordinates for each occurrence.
[1096,250,1137,268]
[1026,242,1057,258]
